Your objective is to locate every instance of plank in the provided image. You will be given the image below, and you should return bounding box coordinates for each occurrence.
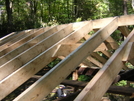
[118,26,130,37]
[92,17,115,29]
[101,51,112,58]
[0,29,37,51]
[82,60,99,69]
[86,56,103,68]
[74,29,134,101]
[0,32,18,46]
[92,14,134,29]
[0,25,67,66]
[0,27,51,57]
[0,22,92,100]
[52,44,81,57]
[104,36,119,50]
[13,17,117,101]
[53,43,110,57]
[61,80,134,96]
[122,42,134,61]
[0,29,35,46]
[0,24,73,81]
[91,52,107,64]
[117,14,134,26]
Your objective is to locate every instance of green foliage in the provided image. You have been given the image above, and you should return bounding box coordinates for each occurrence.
[78,75,92,81]
[115,80,127,86]
[0,0,134,38]
[47,58,61,68]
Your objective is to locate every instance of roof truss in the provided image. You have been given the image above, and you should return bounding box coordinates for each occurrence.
[0,14,134,101]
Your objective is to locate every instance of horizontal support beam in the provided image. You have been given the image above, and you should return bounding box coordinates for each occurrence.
[61,80,134,96]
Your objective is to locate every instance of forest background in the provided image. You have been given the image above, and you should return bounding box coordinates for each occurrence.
[0,0,134,38]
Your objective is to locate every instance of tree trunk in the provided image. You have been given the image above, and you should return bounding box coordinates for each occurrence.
[73,0,78,19]
[123,0,128,15]
[5,0,13,32]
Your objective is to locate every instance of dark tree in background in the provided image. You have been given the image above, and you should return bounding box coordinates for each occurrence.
[0,0,133,38]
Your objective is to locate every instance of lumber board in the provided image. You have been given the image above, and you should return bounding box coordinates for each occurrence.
[52,44,81,57]
[101,51,112,58]
[0,27,51,57]
[0,24,73,81]
[82,60,99,69]
[92,17,115,29]
[117,14,134,26]
[0,25,67,66]
[61,80,134,96]
[74,29,134,101]
[86,56,103,68]
[0,29,37,51]
[0,22,92,100]
[92,14,134,29]
[13,17,117,101]
[53,43,110,57]
[122,42,134,61]
[118,26,130,37]
[0,32,18,46]
[91,52,107,64]
[104,37,119,50]
[0,29,35,46]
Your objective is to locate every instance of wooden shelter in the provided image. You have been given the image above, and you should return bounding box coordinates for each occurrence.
[0,14,134,101]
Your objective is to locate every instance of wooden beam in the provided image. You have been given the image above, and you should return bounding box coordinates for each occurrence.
[52,44,81,57]
[82,59,99,69]
[117,14,134,26]
[0,25,67,66]
[0,22,92,100]
[101,51,112,58]
[118,26,130,37]
[13,18,117,101]
[86,56,103,68]
[92,14,134,29]
[0,32,18,46]
[91,52,107,64]
[61,80,134,96]
[53,43,110,57]
[0,29,39,51]
[122,42,134,61]
[0,27,52,57]
[0,24,73,81]
[74,29,134,101]
[0,29,36,46]
[104,37,119,50]
[92,17,115,29]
